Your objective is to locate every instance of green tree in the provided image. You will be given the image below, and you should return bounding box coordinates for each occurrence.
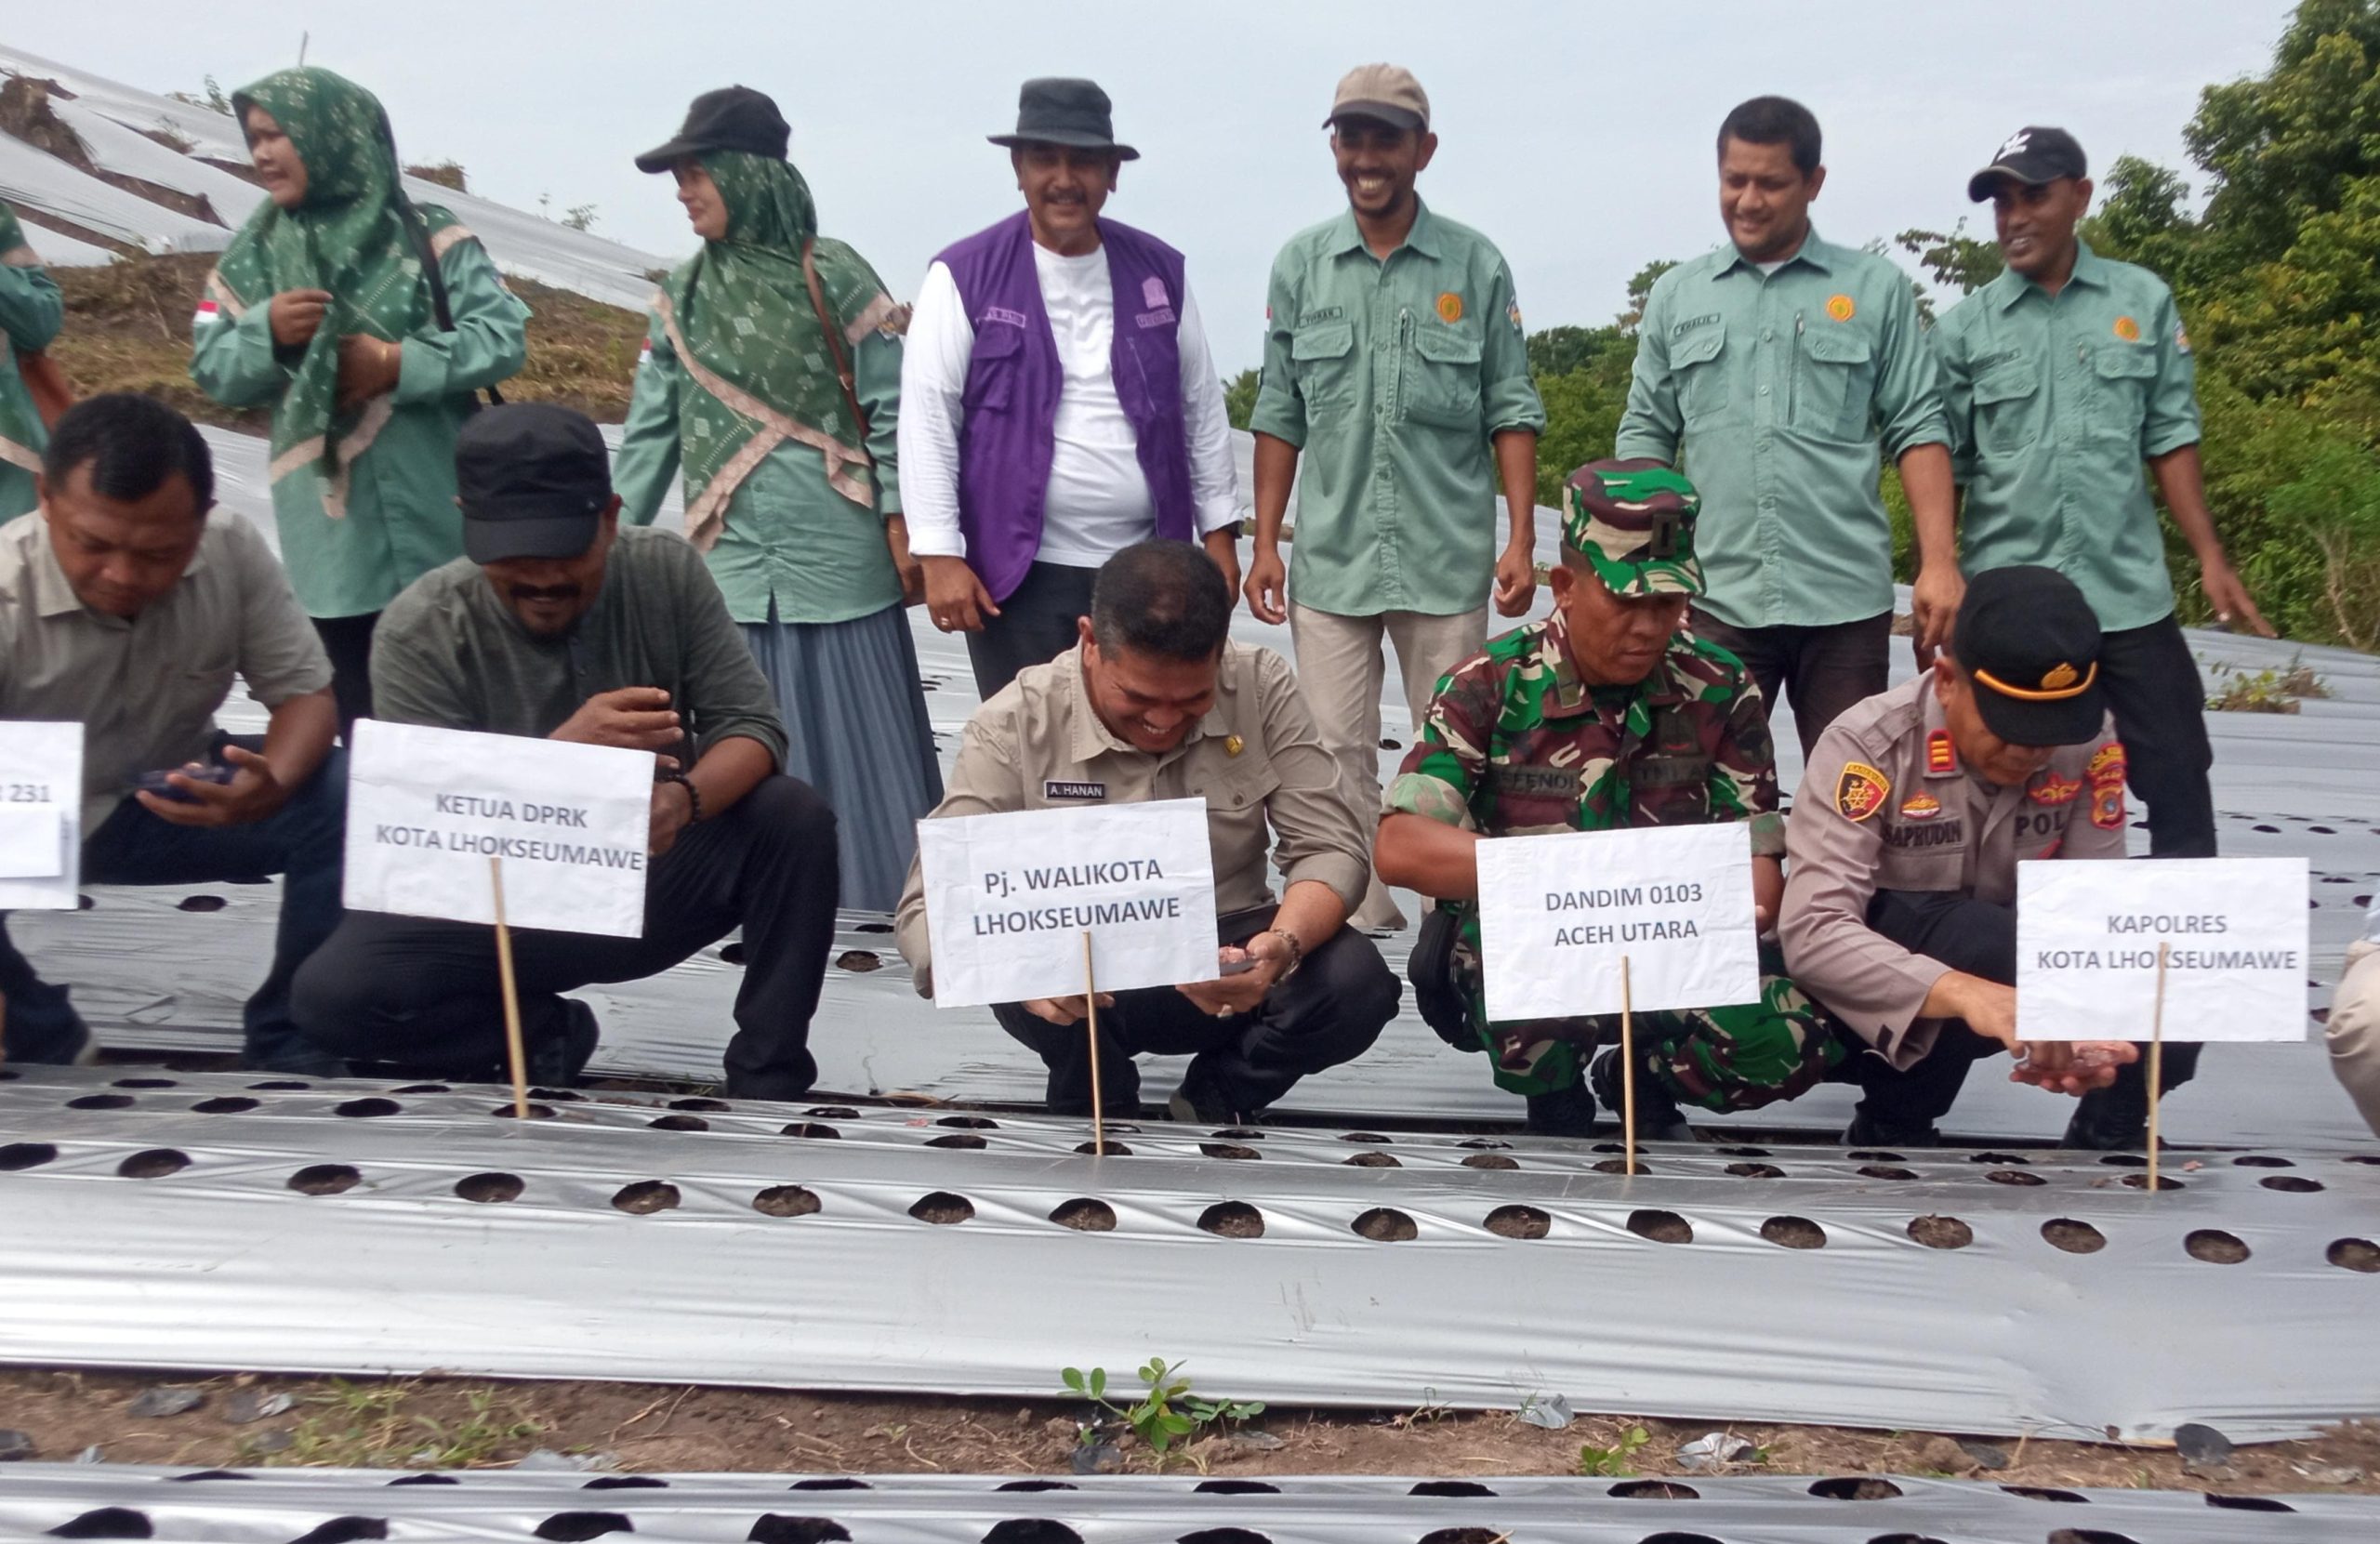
[1896,218,2003,299]
[1618,259,1677,336]
[1223,368,1258,431]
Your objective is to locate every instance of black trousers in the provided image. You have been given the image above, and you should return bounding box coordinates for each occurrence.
[963,561,1099,700]
[291,774,840,1099]
[1836,889,2198,1132]
[311,613,378,743]
[991,906,1402,1116]
[1686,609,1893,760]
[2097,614,2215,858]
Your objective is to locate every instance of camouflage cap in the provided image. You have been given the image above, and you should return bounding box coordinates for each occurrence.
[1562,457,1703,597]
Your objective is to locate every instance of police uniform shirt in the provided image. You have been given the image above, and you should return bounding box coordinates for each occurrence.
[1778,673,2127,1066]
[893,640,1370,996]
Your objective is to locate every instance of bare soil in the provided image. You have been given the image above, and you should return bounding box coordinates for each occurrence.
[0,1369,2375,1496]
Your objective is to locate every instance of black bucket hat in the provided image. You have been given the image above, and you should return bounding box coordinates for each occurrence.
[987,77,1139,160]
[635,86,790,173]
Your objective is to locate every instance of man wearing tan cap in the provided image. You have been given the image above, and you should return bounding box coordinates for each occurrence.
[1248,64,1544,934]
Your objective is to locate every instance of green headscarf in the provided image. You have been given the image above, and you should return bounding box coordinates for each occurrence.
[653,151,893,547]
[0,203,46,477]
[206,67,464,516]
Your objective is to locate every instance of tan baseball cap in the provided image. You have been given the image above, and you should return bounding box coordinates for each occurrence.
[1326,63,1429,133]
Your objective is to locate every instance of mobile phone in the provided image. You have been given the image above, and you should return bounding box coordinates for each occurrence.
[1219,955,1260,977]
[136,763,234,803]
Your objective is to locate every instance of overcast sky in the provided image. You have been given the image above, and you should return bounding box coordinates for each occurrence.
[11,1,2297,374]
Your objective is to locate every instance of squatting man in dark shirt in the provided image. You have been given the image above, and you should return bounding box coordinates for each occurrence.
[292,403,840,1099]
[897,540,1402,1122]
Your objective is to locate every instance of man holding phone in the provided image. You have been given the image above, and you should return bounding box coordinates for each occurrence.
[0,393,345,1072]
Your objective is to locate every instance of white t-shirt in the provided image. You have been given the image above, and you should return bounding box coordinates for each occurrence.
[897,241,1240,569]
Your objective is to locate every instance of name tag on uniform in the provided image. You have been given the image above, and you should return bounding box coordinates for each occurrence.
[1044,779,1106,801]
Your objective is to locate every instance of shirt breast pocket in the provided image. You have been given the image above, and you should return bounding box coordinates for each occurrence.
[2090,345,2158,442]
[1406,323,1483,429]
[1877,845,1965,894]
[1290,321,1356,416]
[1669,323,1730,428]
[1793,323,1875,442]
[1970,361,2042,457]
[1193,758,1281,863]
[964,322,1024,413]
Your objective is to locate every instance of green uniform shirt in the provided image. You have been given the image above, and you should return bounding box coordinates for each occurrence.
[613,309,906,627]
[188,236,529,619]
[0,250,63,521]
[1617,231,1949,630]
[1250,201,1545,618]
[1934,243,2201,632]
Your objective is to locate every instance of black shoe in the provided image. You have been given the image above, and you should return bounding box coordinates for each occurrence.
[1843,1107,1941,1148]
[1167,1064,1262,1126]
[1588,1049,1695,1143]
[2060,1084,2149,1151]
[526,1000,601,1089]
[1524,1079,1599,1138]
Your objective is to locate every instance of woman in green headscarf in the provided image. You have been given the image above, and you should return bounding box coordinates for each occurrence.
[0,204,65,521]
[192,66,529,732]
[616,87,940,915]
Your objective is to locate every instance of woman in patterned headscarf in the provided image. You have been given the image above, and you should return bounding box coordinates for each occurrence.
[0,204,65,521]
[615,87,939,915]
[191,67,528,732]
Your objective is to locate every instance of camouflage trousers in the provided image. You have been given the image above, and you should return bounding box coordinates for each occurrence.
[1453,939,1845,1105]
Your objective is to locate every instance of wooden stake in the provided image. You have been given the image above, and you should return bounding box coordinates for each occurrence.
[1620,955,1637,1177]
[490,857,529,1121]
[2147,941,2169,1194]
[1080,930,1104,1155]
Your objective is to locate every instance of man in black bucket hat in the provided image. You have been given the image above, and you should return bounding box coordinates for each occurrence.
[1780,566,2152,1147]
[896,78,1243,698]
[291,402,842,1102]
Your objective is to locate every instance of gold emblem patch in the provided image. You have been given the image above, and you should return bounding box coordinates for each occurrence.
[1224,734,1245,759]
[2041,662,2080,691]
[1435,292,1464,323]
[1900,793,1943,821]
[2113,315,2142,342]
[1835,761,1890,823]
[1825,294,1856,323]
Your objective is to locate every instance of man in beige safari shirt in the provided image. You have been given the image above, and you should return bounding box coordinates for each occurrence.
[897,540,1400,1122]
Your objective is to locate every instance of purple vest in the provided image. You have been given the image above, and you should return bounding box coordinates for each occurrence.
[937,210,1195,602]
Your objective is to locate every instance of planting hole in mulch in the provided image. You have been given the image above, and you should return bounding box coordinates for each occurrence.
[1199,1143,1261,1161]
[287,1518,386,1544]
[938,1115,997,1128]
[490,1103,558,1120]
[389,1084,449,1094]
[2043,1219,2107,1254]
[1342,1151,1400,1168]
[2098,1153,2147,1167]
[112,1077,177,1089]
[192,1097,258,1114]
[2185,1229,2250,1263]
[909,1191,973,1224]
[1986,1169,2047,1187]
[1197,1201,1263,1238]
[806,1106,860,1119]
[649,1115,708,1131]
[1809,1476,1903,1499]
[1858,1165,1917,1181]
[176,894,228,912]
[1846,1149,1903,1162]
[2003,1485,2088,1502]
[2045,1532,2145,1544]
[753,1185,821,1219]
[2121,1172,2183,1190]
[995,1481,1072,1492]
[1341,1132,1393,1144]
[926,1133,987,1150]
[668,1097,730,1113]
[2328,1237,2380,1273]
[1075,1140,1132,1155]
[1908,1214,1973,1249]
[1484,1205,1550,1239]
[781,1123,840,1140]
[1726,1162,1785,1179]
[2261,1175,2324,1193]
[1461,1154,1519,1170]
[1609,1480,1699,1498]
[1416,1531,1513,1544]
[66,1094,133,1110]
[611,1181,681,1215]
[747,1518,851,1544]
[1211,1128,1264,1141]
[1593,1158,1653,1174]
[455,1172,523,1204]
[788,1479,870,1490]
[1969,1152,2029,1165]
[532,1513,630,1542]
[1760,1215,1827,1249]
[2233,1154,2294,1167]
[834,950,880,972]
[1177,1529,1270,1544]
[1049,1198,1116,1232]
[981,1522,1082,1544]
[1459,1138,1512,1150]
[46,1507,152,1539]
[114,1149,189,1180]
[1627,1208,1693,1244]
[0,1142,58,1170]
[1196,1481,1280,1494]
[1409,1481,1495,1497]
[1352,1207,1418,1241]
[2205,1494,2294,1511]
[246,1080,310,1090]
[1609,1534,1720,1544]
[286,1164,359,1195]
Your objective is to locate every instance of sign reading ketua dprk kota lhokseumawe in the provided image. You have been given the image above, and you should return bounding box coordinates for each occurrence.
[343,719,656,938]
[918,798,1220,1009]
[1474,822,1761,1023]
[2016,857,2310,1041]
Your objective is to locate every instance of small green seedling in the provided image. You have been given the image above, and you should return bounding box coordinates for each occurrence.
[1578,1424,1652,1477]
[1060,1360,1268,1459]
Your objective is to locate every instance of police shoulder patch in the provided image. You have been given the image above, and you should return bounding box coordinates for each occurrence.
[2087,743,2127,786]
[1835,761,1890,823]
[2092,782,2126,830]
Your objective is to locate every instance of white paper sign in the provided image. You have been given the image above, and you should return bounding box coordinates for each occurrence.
[2016,858,2309,1042]
[0,721,80,908]
[1475,822,1760,1023]
[343,719,654,938]
[917,798,1220,1009]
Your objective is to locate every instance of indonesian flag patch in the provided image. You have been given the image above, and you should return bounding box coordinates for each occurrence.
[192,297,222,327]
[1835,761,1891,823]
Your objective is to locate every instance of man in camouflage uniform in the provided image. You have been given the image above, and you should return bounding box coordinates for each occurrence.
[1375,457,1842,1137]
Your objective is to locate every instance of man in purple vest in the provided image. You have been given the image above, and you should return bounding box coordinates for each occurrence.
[899,78,1244,698]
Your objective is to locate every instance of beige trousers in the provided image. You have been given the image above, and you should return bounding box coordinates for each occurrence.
[1289,601,1490,931]
[2328,939,2380,1138]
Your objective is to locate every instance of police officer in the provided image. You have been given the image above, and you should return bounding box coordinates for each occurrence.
[1779,567,2143,1147]
[1936,126,2267,1144]
[1376,459,1841,1139]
